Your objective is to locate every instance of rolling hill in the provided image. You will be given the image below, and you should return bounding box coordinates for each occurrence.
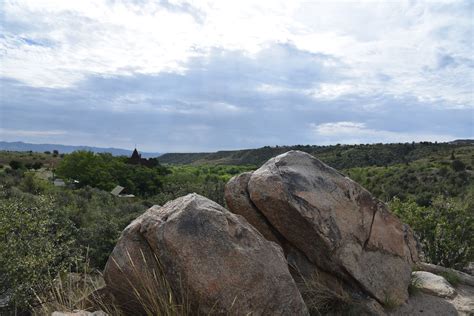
[0,141,161,158]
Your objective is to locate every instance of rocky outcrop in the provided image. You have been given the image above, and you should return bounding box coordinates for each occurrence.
[225,150,419,305]
[412,271,457,298]
[104,194,308,315]
[392,271,474,316]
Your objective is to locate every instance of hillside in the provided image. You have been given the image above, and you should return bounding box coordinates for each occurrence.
[0,141,161,158]
[158,141,474,169]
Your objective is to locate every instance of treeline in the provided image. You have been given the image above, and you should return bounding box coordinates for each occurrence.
[56,151,170,196]
[158,141,473,169]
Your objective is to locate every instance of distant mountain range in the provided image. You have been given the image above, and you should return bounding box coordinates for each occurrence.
[0,141,161,158]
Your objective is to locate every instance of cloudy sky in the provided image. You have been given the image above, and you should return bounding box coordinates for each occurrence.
[1,0,473,152]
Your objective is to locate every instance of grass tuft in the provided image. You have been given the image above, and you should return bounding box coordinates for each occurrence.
[298,271,364,316]
[408,274,422,296]
[31,249,191,316]
[439,271,461,287]
[382,294,399,310]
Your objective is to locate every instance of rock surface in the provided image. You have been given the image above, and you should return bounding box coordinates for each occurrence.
[225,150,419,305]
[104,193,308,315]
[391,281,474,316]
[412,271,457,298]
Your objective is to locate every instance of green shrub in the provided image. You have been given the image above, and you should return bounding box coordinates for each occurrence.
[390,196,473,269]
[9,160,24,170]
[0,194,81,309]
[451,159,466,172]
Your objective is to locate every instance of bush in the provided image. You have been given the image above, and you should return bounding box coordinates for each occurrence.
[19,173,50,194]
[390,196,473,269]
[9,160,24,170]
[32,161,43,170]
[451,159,466,172]
[0,194,80,308]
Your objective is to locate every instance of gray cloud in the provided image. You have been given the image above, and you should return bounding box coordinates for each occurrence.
[1,43,472,152]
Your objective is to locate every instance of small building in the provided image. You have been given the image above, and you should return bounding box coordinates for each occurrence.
[111,185,124,196]
[111,185,135,198]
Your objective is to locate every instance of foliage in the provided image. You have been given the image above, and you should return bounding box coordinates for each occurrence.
[9,160,24,170]
[390,196,473,269]
[150,164,255,206]
[346,161,472,204]
[158,141,474,169]
[54,187,147,268]
[56,151,169,196]
[0,193,80,308]
[439,271,461,287]
[408,275,422,296]
[451,159,466,172]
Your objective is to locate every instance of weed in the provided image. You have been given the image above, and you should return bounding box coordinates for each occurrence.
[298,271,364,316]
[439,271,461,287]
[408,274,422,296]
[382,294,399,310]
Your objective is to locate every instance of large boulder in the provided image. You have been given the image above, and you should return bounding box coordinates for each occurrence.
[104,193,308,315]
[224,172,282,244]
[412,271,457,298]
[225,151,419,305]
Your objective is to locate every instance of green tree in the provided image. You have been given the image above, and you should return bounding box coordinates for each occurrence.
[9,160,24,170]
[390,196,473,269]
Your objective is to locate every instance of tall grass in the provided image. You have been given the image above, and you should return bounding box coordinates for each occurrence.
[296,270,364,316]
[31,249,191,316]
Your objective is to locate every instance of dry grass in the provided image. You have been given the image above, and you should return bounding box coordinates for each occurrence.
[110,249,191,316]
[297,271,364,316]
[31,250,191,316]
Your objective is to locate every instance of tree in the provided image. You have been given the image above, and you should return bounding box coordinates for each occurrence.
[56,151,169,196]
[9,160,24,170]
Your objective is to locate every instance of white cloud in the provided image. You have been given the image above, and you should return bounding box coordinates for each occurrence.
[1,0,472,108]
[0,128,67,137]
[310,121,457,144]
[310,83,358,100]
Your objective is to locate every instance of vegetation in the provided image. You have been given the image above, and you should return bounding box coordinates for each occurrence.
[390,195,473,269]
[0,141,472,313]
[0,191,80,309]
[439,271,461,287]
[299,273,365,315]
[158,141,473,169]
[56,151,170,196]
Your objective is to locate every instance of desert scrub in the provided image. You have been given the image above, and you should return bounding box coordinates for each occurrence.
[0,193,80,310]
